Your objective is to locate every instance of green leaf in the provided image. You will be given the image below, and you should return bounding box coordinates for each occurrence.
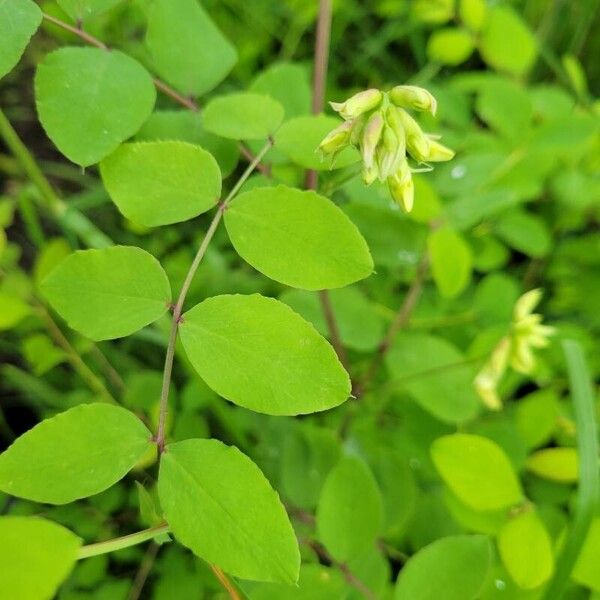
[0,291,30,330]
[100,141,221,227]
[225,185,373,290]
[428,226,472,298]
[515,389,560,449]
[246,564,346,600]
[203,92,284,140]
[394,534,492,600]
[431,434,523,511]
[479,6,537,76]
[281,426,341,510]
[146,0,237,97]
[41,246,171,341]
[385,333,480,424]
[279,287,384,352]
[459,0,487,32]
[274,114,360,170]
[498,509,554,589]
[495,210,551,258]
[525,447,578,483]
[56,0,122,21]
[0,403,153,504]
[179,294,351,415]
[0,0,42,80]
[427,28,475,66]
[476,78,533,142]
[158,438,300,583]
[574,519,600,592]
[250,62,311,119]
[136,110,239,176]
[316,455,383,562]
[35,47,155,166]
[0,516,81,600]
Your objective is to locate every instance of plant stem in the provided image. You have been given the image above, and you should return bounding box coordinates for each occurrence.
[40,13,269,175]
[155,140,273,452]
[355,254,428,397]
[0,107,112,248]
[34,301,118,404]
[210,565,242,600]
[306,0,349,371]
[77,524,169,560]
[126,542,160,600]
[541,341,599,600]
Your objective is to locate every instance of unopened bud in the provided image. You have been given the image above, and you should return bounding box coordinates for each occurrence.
[514,289,543,321]
[362,163,379,186]
[388,160,414,212]
[474,337,510,410]
[377,126,404,180]
[361,112,385,170]
[424,139,455,162]
[329,88,383,120]
[397,109,430,162]
[389,85,438,115]
[317,120,353,166]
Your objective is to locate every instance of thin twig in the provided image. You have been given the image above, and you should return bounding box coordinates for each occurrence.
[127,542,160,600]
[305,539,377,600]
[155,140,274,452]
[210,565,242,600]
[40,13,270,175]
[355,254,429,397]
[318,289,350,371]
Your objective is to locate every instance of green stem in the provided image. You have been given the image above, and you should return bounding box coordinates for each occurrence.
[77,524,169,560]
[155,139,274,452]
[0,108,112,248]
[34,302,118,404]
[17,188,46,249]
[541,340,599,600]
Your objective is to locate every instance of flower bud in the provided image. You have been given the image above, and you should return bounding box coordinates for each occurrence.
[329,88,383,120]
[397,109,430,162]
[376,126,403,181]
[513,288,543,321]
[362,163,379,186]
[388,160,414,212]
[317,120,353,165]
[389,85,438,115]
[474,337,510,410]
[361,111,385,170]
[424,139,455,162]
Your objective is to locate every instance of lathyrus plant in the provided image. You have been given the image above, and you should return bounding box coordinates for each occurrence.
[318,85,454,211]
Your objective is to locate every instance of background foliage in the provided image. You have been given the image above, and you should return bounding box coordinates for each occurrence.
[0,0,599,599]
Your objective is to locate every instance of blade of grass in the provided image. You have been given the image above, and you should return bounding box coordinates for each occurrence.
[541,340,599,600]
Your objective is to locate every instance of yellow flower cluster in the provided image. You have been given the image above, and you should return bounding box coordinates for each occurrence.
[475,289,556,410]
[318,86,454,211]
